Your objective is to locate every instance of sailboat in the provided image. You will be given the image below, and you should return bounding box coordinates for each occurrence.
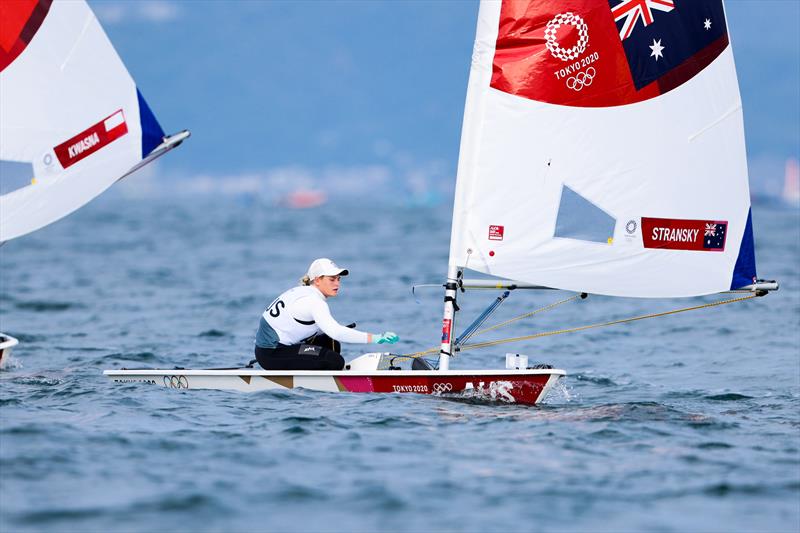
[104,0,776,404]
[0,0,188,367]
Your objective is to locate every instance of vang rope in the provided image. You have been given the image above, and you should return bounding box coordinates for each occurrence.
[472,293,584,336]
[396,292,585,360]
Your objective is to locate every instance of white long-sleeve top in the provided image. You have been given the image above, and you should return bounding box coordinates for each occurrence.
[255,286,370,348]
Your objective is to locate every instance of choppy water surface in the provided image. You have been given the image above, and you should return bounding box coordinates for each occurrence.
[1,195,798,532]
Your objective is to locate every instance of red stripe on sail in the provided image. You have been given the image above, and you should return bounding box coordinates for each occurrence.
[641,217,728,252]
[53,110,129,169]
[656,33,729,95]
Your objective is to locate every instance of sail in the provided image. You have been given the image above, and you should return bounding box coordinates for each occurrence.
[0,0,168,242]
[449,0,757,298]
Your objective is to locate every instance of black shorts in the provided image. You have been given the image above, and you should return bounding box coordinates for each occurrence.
[255,342,345,371]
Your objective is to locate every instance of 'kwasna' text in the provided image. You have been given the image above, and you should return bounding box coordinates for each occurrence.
[67,132,100,158]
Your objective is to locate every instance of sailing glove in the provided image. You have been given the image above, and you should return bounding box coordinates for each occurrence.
[374,332,399,344]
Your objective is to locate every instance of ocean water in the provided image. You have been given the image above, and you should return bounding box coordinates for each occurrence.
[1,194,798,533]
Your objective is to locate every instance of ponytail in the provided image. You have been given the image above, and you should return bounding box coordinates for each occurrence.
[300,275,312,286]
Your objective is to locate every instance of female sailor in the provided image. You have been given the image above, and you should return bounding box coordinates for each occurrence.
[254,258,399,370]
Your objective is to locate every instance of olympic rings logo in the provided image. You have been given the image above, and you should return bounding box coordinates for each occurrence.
[545,12,589,62]
[566,67,596,91]
[163,375,188,389]
[432,382,453,394]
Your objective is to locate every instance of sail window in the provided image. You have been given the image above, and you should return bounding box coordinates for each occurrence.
[554,184,616,244]
[0,161,34,196]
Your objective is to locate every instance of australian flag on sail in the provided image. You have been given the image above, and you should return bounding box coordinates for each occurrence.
[611,0,728,91]
[703,222,726,250]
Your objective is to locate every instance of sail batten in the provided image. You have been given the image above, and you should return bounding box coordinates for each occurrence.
[449,0,756,298]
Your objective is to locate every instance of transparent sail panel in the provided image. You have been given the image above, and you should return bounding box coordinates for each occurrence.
[554,185,615,244]
[0,161,33,196]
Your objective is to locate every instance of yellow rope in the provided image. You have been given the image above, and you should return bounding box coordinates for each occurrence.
[397,292,762,359]
[393,347,440,360]
[459,292,762,352]
[396,293,583,360]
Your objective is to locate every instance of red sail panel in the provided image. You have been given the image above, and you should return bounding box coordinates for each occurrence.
[491,0,728,107]
[0,0,52,72]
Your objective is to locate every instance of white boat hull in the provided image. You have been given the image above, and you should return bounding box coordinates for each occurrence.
[104,367,565,404]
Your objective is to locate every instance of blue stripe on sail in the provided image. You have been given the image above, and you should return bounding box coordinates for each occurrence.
[730,208,757,290]
[137,88,165,157]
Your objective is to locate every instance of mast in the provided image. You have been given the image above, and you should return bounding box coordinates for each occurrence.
[439,1,499,371]
[439,264,460,371]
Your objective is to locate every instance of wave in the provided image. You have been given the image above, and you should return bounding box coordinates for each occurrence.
[704,393,754,401]
[14,300,84,312]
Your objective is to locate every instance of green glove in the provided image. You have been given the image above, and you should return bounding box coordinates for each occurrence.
[375,331,399,344]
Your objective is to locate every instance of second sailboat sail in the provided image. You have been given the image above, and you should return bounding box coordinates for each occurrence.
[0,0,187,242]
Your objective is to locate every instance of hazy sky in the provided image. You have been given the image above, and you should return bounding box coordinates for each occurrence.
[91,0,799,200]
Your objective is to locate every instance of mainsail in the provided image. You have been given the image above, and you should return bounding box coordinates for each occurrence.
[0,0,186,242]
[448,0,756,298]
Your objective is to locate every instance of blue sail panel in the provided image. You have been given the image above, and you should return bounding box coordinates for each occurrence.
[730,208,757,290]
[137,88,165,157]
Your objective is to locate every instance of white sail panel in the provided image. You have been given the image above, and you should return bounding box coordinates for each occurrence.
[449,0,756,298]
[0,0,165,242]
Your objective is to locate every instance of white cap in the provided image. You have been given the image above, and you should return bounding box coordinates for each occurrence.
[307,258,349,279]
